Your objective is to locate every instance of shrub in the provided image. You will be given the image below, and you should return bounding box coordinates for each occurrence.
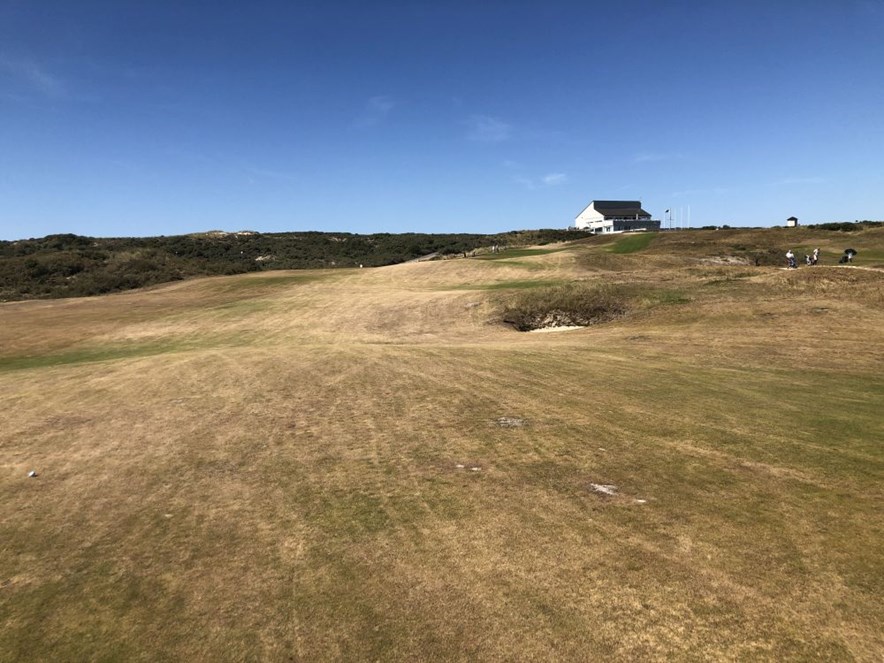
[749,248,787,266]
[501,283,629,331]
[813,222,861,232]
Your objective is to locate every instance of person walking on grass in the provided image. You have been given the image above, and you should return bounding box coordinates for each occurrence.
[786,249,797,269]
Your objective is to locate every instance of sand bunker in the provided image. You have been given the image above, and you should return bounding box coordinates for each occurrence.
[528,325,585,333]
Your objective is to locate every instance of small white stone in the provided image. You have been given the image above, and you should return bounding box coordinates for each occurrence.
[27,470,37,478]
[455,464,465,469]
[470,467,481,472]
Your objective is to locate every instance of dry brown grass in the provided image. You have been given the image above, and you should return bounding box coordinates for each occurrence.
[1,228,883,661]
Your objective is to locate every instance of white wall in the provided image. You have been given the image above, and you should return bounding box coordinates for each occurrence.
[574,202,606,230]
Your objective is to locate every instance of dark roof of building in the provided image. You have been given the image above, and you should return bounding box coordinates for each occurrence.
[592,200,651,218]
[787,216,798,221]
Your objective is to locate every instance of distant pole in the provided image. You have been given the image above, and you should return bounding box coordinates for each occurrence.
[688,205,691,229]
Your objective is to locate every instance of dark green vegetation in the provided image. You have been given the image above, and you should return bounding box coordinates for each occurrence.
[809,220,883,232]
[0,228,574,301]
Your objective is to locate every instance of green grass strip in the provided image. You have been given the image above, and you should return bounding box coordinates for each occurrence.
[610,233,656,254]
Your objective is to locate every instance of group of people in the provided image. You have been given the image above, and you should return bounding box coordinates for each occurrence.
[785,247,819,269]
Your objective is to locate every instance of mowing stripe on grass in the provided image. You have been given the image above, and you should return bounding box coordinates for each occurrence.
[610,233,656,254]
[0,335,252,372]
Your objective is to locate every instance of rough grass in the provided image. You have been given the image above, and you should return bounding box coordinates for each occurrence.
[501,282,630,330]
[476,246,568,260]
[1,227,883,661]
[447,279,564,291]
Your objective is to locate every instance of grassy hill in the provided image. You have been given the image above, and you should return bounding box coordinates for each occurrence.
[1,226,882,660]
[0,228,574,301]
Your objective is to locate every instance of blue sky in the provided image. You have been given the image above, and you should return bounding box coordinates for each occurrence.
[1,1,883,240]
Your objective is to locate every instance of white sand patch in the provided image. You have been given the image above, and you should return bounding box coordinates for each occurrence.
[528,325,585,333]
[699,256,751,265]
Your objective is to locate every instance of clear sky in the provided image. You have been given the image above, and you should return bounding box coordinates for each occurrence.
[1,0,883,240]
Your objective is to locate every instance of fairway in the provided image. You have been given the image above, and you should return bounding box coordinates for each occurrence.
[2,229,883,661]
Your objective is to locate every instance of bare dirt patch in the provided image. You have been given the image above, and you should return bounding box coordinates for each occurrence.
[495,417,526,427]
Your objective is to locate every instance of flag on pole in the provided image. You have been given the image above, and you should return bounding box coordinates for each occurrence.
[665,209,670,213]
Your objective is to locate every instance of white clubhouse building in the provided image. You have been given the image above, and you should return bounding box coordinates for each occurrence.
[575,200,660,234]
